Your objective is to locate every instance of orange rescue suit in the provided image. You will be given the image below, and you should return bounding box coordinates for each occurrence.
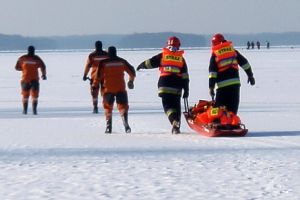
[84,53,109,80]
[94,59,135,94]
[15,55,46,82]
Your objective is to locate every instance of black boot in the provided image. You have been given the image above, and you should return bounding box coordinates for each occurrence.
[171,120,180,134]
[22,101,28,115]
[122,112,131,133]
[105,117,112,134]
[32,100,38,115]
[93,106,98,114]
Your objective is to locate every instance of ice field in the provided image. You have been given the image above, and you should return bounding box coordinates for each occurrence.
[0,47,300,199]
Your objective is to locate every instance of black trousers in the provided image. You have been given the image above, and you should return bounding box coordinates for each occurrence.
[161,94,181,125]
[215,85,240,114]
[103,91,128,105]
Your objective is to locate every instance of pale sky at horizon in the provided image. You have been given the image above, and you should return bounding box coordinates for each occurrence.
[1,0,299,37]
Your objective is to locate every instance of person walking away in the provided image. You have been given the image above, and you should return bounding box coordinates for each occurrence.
[137,36,189,134]
[15,45,47,115]
[246,41,250,50]
[256,41,261,49]
[208,33,255,114]
[83,41,109,113]
[251,41,255,49]
[266,41,270,49]
[93,46,136,133]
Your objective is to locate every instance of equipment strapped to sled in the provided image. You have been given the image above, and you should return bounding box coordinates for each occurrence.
[183,98,248,137]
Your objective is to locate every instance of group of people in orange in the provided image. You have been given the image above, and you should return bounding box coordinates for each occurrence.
[14,33,255,134]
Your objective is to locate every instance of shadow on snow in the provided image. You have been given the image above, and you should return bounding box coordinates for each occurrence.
[247,131,300,137]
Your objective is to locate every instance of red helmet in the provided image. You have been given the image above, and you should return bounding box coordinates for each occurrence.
[211,33,225,46]
[167,36,181,48]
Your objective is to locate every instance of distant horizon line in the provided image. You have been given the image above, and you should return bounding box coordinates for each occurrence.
[1,45,299,53]
[1,31,300,38]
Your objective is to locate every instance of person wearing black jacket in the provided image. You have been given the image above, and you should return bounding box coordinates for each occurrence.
[209,33,255,114]
[137,36,189,134]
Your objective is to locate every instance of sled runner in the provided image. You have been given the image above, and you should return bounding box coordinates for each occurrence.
[183,99,248,137]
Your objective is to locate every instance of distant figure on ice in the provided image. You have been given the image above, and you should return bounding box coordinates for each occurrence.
[256,41,261,49]
[246,41,250,49]
[266,41,270,49]
[93,46,136,134]
[251,41,255,49]
[83,41,108,113]
[15,46,47,115]
[208,33,255,114]
[137,36,189,134]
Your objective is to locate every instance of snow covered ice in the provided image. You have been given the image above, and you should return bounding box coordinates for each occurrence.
[0,47,300,199]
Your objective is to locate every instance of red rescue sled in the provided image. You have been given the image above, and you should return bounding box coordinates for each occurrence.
[183,99,248,137]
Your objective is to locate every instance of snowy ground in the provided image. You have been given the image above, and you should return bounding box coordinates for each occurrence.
[0,47,300,199]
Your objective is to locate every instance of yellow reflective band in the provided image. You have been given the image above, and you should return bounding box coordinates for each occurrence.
[158,87,181,95]
[217,78,240,88]
[182,73,189,79]
[145,60,153,69]
[209,72,217,78]
[166,109,176,117]
[219,59,238,67]
[241,63,251,70]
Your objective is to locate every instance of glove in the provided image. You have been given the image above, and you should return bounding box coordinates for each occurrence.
[83,75,88,81]
[41,75,47,80]
[248,76,255,85]
[209,88,215,99]
[183,89,189,98]
[127,80,134,89]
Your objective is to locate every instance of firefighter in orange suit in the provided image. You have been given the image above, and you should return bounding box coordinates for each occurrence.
[209,33,255,114]
[83,41,109,113]
[15,45,47,115]
[137,36,189,134]
[93,46,136,134]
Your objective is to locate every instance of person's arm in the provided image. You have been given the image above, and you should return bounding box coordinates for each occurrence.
[236,50,253,77]
[137,53,162,70]
[208,55,217,89]
[182,58,189,98]
[39,57,47,78]
[236,50,255,85]
[92,61,102,88]
[123,60,136,89]
[124,60,136,81]
[83,54,92,80]
[208,55,218,99]
[15,57,22,71]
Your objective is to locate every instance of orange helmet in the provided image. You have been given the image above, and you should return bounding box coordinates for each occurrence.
[167,36,181,48]
[211,33,225,46]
